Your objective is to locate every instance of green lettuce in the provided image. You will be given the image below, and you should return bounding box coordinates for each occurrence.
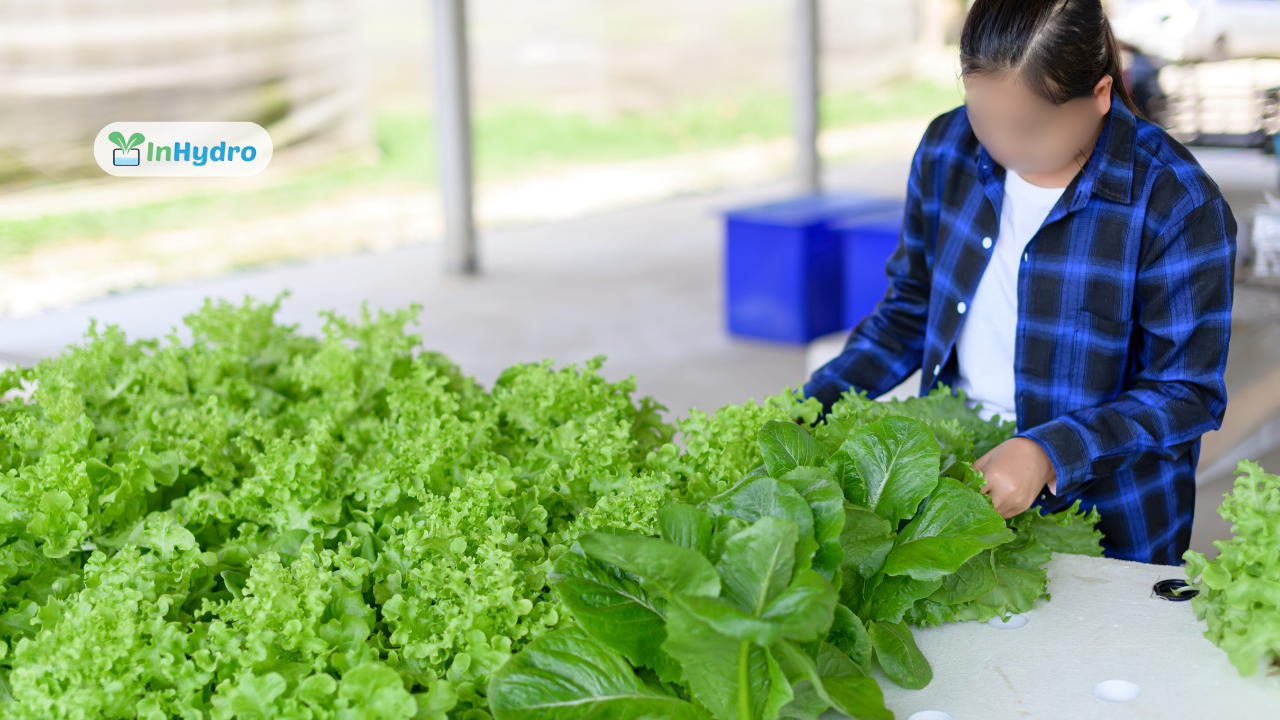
[1184,460,1280,677]
[0,297,1104,718]
[0,298,682,718]
[490,494,890,720]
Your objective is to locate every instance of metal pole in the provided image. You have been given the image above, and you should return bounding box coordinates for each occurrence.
[793,0,821,195]
[432,0,478,274]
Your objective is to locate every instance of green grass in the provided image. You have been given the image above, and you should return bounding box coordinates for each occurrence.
[0,79,962,258]
[475,78,963,176]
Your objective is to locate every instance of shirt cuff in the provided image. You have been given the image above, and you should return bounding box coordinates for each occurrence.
[1019,420,1091,497]
[801,376,847,416]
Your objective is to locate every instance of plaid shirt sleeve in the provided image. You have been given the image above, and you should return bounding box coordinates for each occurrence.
[802,119,939,411]
[1021,194,1235,496]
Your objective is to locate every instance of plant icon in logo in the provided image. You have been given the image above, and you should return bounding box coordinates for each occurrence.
[109,131,145,167]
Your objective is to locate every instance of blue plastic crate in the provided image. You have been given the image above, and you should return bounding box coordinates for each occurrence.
[833,204,905,329]
[724,194,899,343]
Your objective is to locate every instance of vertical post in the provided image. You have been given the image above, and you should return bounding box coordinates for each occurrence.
[433,0,478,274]
[793,0,821,195]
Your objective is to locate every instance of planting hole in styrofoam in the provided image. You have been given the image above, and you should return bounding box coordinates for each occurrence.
[1093,679,1141,702]
[907,712,953,720]
[987,613,1028,629]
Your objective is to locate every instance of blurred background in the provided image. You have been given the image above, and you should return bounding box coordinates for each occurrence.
[1,0,1279,555]
[0,0,964,315]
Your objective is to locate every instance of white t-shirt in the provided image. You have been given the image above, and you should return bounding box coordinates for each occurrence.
[955,169,1066,423]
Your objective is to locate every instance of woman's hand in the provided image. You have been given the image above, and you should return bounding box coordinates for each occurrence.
[974,437,1058,518]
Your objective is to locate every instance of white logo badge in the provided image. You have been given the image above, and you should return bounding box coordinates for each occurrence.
[94,122,273,177]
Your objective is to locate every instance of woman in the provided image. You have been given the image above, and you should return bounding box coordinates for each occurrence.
[804,0,1236,566]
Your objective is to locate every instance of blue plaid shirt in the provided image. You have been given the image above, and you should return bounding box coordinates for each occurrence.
[804,93,1236,566]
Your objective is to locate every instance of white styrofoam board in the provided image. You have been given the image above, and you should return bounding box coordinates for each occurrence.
[875,553,1280,720]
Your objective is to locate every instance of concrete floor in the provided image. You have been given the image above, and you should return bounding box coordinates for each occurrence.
[2,148,1277,561]
[0,158,911,419]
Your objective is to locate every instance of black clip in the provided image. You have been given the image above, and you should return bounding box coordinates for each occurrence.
[1153,578,1198,602]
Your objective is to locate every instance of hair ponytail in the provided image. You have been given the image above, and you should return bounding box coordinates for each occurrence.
[960,0,1142,117]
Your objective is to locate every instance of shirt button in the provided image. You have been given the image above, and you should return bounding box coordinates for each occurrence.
[1023,252,1029,262]
[982,236,992,249]
[957,301,967,314]
[933,364,941,376]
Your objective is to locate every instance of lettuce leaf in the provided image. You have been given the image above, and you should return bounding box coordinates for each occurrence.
[1185,460,1280,677]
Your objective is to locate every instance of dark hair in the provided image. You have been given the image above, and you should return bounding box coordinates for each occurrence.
[960,0,1140,116]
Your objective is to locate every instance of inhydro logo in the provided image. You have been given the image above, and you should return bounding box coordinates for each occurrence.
[95,122,273,177]
[109,131,145,166]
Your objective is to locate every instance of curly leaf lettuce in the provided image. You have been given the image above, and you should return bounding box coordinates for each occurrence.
[0,297,1106,718]
[1185,460,1280,677]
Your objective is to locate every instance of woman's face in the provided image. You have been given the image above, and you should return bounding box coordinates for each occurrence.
[963,72,1112,177]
